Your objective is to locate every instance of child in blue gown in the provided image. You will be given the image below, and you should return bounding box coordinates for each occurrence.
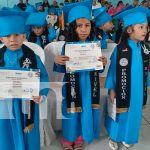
[0,10,49,150]
[53,1,107,150]
[105,7,150,150]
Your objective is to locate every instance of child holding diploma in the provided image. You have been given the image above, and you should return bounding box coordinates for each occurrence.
[53,1,107,150]
[0,9,49,150]
[104,7,150,150]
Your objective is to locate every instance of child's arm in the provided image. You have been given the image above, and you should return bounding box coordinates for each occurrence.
[53,45,69,73]
[105,47,117,103]
[98,56,107,73]
[55,55,69,65]
[109,89,116,104]
[105,47,117,89]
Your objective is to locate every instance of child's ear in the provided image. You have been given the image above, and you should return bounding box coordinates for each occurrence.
[127,27,132,34]
[0,37,4,42]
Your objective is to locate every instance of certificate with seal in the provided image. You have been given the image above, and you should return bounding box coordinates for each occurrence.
[0,69,40,99]
[65,41,103,72]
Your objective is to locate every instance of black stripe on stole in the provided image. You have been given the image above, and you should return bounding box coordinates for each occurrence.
[116,43,131,112]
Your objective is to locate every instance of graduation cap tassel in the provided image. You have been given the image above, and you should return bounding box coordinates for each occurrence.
[61,11,65,31]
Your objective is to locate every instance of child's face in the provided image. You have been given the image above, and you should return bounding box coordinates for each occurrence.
[101,21,114,32]
[75,18,91,42]
[37,6,43,12]
[33,26,45,36]
[128,23,148,42]
[0,34,26,51]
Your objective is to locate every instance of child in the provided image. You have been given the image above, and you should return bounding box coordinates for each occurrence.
[93,7,114,49]
[26,12,56,48]
[104,7,150,150]
[35,2,44,12]
[54,1,107,150]
[43,0,50,12]
[0,10,49,150]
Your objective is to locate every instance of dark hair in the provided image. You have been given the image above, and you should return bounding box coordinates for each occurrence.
[119,27,130,44]
[43,0,50,7]
[66,20,96,42]
[117,1,123,7]
[29,27,48,43]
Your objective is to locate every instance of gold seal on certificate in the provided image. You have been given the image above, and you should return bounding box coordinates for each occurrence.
[0,69,40,99]
[65,41,103,73]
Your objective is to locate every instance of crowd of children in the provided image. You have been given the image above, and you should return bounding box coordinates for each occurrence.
[0,0,150,150]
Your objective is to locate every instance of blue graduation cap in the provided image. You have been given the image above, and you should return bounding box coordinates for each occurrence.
[35,2,43,8]
[114,7,150,28]
[0,10,29,36]
[26,12,48,27]
[25,5,36,13]
[93,7,112,27]
[63,0,92,23]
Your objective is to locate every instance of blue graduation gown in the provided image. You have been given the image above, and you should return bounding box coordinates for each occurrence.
[53,45,101,144]
[0,48,49,150]
[105,39,144,144]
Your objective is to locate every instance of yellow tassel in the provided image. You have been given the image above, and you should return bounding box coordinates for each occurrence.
[117,108,128,113]
[24,123,34,133]
[61,11,65,31]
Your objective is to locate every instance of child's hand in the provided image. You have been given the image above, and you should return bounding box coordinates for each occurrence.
[108,39,114,43]
[109,90,116,104]
[32,96,42,104]
[55,55,69,65]
[98,56,107,66]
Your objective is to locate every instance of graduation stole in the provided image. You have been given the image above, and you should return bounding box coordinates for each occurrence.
[116,42,149,113]
[65,71,100,113]
[0,44,37,133]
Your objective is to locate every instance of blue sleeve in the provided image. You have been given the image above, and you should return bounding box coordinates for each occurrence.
[36,55,50,96]
[101,39,108,49]
[53,45,66,73]
[104,47,117,90]
[48,26,56,42]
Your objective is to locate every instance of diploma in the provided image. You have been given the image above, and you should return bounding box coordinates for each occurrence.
[0,69,40,99]
[65,41,103,73]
